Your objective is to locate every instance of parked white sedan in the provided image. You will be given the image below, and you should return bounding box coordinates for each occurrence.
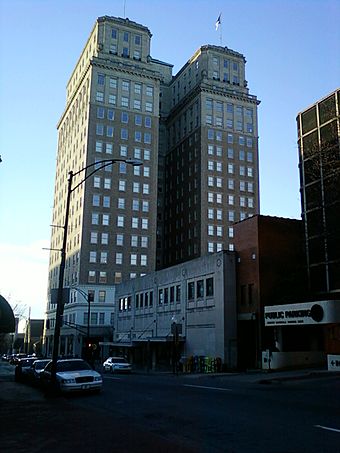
[41,359,103,393]
[102,357,132,373]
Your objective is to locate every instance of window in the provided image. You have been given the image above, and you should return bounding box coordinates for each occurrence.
[134,100,141,110]
[248,182,254,192]
[132,217,138,228]
[228,179,234,190]
[143,184,149,194]
[141,255,147,266]
[118,198,125,209]
[92,194,100,207]
[96,73,104,86]
[119,180,126,191]
[116,253,123,265]
[131,235,138,247]
[133,182,140,193]
[145,116,151,128]
[99,313,105,325]
[227,119,233,129]
[117,216,124,227]
[208,145,214,155]
[99,291,106,303]
[246,137,253,147]
[216,226,222,236]
[121,111,129,123]
[240,181,246,192]
[146,86,153,97]
[208,225,214,236]
[121,128,128,140]
[228,133,233,143]
[248,197,254,208]
[134,83,141,95]
[216,146,222,156]
[143,167,150,178]
[144,149,150,160]
[95,141,103,153]
[145,102,153,112]
[134,148,141,159]
[228,211,235,222]
[216,131,222,141]
[197,280,204,298]
[88,271,96,283]
[108,94,116,105]
[96,92,104,102]
[208,129,214,140]
[89,251,96,263]
[144,132,151,144]
[90,232,98,244]
[106,126,113,137]
[94,176,101,188]
[208,160,214,171]
[247,152,253,162]
[206,278,214,296]
[188,282,195,300]
[141,218,148,229]
[120,145,127,157]
[100,252,107,264]
[111,28,117,39]
[97,107,104,118]
[216,209,222,220]
[240,196,246,207]
[135,131,142,142]
[216,177,222,188]
[104,178,111,189]
[119,162,127,174]
[135,114,142,126]
[96,124,104,135]
[116,234,124,246]
[239,166,245,176]
[228,195,234,205]
[227,148,234,159]
[101,233,108,245]
[208,192,214,203]
[91,213,99,225]
[106,143,113,154]
[239,150,245,161]
[130,254,137,265]
[121,97,129,108]
[208,242,214,253]
[102,214,110,226]
[247,167,253,178]
[141,236,148,247]
[216,193,222,204]
[109,78,117,88]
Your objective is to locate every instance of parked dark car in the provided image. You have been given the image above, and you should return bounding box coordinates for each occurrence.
[14,358,38,382]
[26,359,51,385]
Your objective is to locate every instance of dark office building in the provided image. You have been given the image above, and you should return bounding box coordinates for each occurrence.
[297,88,340,296]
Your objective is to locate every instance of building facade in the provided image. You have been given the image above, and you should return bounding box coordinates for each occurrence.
[233,215,306,369]
[297,88,340,295]
[110,251,237,370]
[44,16,259,358]
[161,45,260,268]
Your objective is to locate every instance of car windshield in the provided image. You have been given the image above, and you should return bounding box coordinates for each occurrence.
[112,358,127,364]
[57,360,92,372]
[35,361,50,370]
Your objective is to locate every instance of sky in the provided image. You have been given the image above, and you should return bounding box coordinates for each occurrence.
[0,0,339,320]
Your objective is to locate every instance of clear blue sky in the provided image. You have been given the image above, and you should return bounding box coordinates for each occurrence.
[0,0,339,318]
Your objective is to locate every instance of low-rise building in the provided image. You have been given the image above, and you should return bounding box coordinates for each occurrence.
[106,251,237,371]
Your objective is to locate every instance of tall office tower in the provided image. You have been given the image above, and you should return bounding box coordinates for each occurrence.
[44,16,172,356]
[297,88,340,295]
[161,45,260,267]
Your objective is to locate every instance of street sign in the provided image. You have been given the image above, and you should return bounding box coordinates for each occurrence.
[327,354,340,371]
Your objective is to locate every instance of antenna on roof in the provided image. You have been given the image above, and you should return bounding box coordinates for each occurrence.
[124,0,126,18]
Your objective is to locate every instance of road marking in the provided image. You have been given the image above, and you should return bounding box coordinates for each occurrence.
[314,425,340,433]
[183,384,231,392]
[104,376,121,380]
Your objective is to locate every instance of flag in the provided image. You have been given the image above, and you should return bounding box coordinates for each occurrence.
[215,13,221,30]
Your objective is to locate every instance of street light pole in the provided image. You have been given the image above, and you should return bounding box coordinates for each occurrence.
[50,158,142,384]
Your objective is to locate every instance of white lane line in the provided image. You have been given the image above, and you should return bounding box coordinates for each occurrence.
[314,425,340,433]
[104,376,122,380]
[183,384,231,392]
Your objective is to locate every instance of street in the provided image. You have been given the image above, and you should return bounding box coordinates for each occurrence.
[66,371,340,452]
[1,362,339,452]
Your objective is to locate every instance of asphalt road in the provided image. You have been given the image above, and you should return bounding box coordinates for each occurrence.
[1,363,339,452]
[72,371,340,452]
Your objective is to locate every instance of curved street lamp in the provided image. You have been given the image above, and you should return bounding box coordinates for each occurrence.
[51,158,142,383]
